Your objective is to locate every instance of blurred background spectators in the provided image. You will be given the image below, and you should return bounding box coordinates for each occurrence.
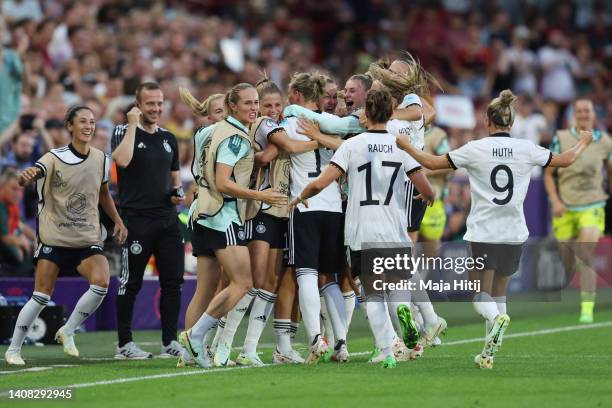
[0,0,609,275]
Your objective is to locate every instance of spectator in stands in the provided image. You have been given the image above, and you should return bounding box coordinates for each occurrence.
[0,168,35,275]
[506,26,538,96]
[0,23,27,134]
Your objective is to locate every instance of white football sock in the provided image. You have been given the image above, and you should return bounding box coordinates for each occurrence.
[473,292,499,325]
[274,318,292,354]
[494,296,507,314]
[218,288,257,347]
[242,289,277,354]
[8,292,50,352]
[319,294,334,344]
[190,313,219,342]
[203,322,217,347]
[411,271,438,327]
[321,282,346,343]
[63,285,107,335]
[296,269,321,344]
[365,294,394,350]
[289,322,299,343]
[343,291,356,329]
[211,317,225,351]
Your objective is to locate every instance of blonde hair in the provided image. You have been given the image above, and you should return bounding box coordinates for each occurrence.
[179,86,224,117]
[255,72,282,99]
[487,89,516,129]
[371,52,441,98]
[288,72,326,103]
[224,83,256,116]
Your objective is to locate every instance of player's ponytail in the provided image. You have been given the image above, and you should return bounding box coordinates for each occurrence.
[224,83,256,117]
[487,89,516,129]
[255,72,282,99]
[179,87,224,117]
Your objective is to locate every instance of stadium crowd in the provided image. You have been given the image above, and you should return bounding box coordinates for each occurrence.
[1,0,610,276]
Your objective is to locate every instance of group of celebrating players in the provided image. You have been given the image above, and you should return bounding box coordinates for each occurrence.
[5,50,608,371]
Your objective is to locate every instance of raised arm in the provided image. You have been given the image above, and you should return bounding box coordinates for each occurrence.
[297,118,343,151]
[548,130,591,168]
[396,135,451,170]
[111,107,140,168]
[283,104,363,135]
[269,129,318,154]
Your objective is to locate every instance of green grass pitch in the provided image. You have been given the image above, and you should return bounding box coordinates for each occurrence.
[1,291,611,408]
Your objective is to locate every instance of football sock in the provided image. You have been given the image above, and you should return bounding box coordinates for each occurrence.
[274,318,292,354]
[296,269,321,344]
[218,288,256,347]
[63,285,107,335]
[321,282,346,342]
[343,291,356,329]
[8,292,50,352]
[243,289,277,353]
[190,312,219,342]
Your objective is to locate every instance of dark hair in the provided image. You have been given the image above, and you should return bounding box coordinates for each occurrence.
[365,89,393,125]
[348,74,373,92]
[64,105,94,126]
[135,82,162,102]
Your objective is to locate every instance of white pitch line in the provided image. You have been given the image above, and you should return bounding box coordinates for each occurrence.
[1,320,610,395]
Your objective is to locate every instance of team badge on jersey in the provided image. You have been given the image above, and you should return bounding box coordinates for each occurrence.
[163,140,172,153]
[256,223,266,234]
[42,246,52,254]
[265,119,276,128]
[130,241,143,255]
[52,170,68,189]
[237,229,246,240]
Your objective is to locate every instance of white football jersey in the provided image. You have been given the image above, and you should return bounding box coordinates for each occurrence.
[284,115,342,213]
[252,117,284,194]
[330,130,422,250]
[386,94,425,150]
[447,134,552,243]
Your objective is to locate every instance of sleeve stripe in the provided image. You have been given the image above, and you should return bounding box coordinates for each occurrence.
[267,128,284,139]
[446,153,457,170]
[330,161,346,174]
[544,151,553,168]
[406,166,422,176]
[35,162,46,177]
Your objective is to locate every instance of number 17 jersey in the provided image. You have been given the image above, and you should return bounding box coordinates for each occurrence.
[447,133,552,244]
[330,130,422,250]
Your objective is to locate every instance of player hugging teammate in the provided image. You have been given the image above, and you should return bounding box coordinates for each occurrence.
[7,49,598,371]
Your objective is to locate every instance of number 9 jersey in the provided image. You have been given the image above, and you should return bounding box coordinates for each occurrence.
[446,132,552,244]
[330,129,422,251]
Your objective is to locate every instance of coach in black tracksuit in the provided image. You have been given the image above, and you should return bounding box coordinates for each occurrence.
[111,82,185,359]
